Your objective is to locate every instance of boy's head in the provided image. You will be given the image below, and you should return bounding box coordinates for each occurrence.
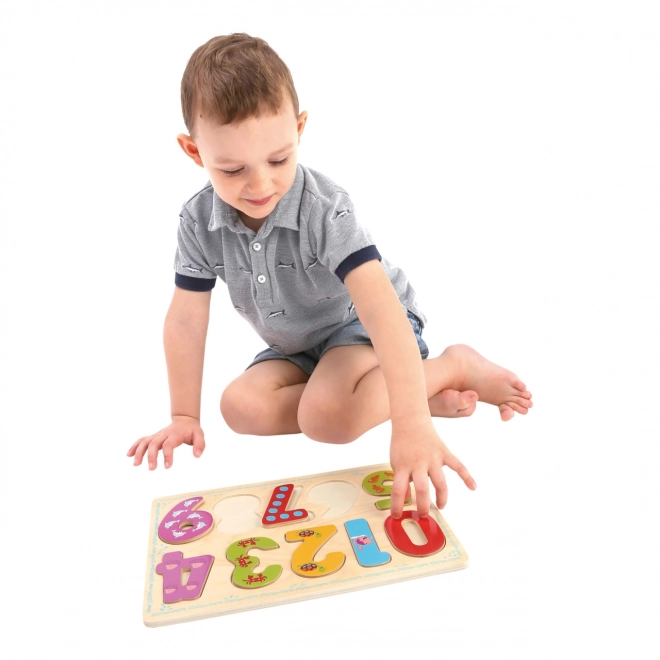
[176,34,308,227]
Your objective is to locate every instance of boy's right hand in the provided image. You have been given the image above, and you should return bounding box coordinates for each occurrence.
[127,415,205,470]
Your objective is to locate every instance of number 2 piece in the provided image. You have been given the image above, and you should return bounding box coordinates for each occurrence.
[155,471,446,604]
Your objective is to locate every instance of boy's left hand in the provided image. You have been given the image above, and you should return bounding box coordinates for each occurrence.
[389,420,477,518]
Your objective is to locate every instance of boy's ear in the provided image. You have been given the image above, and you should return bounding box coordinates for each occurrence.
[297,111,308,143]
[177,134,204,167]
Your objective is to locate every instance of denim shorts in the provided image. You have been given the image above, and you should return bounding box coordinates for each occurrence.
[246,310,429,376]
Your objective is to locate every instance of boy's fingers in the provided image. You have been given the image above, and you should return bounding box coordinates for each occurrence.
[192,429,205,457]
[445,453,477,490]
[390,471,410,519]
[162,439,175,469]
[127,438,142,456]
[132,436,154,465]
[429,465,448,510]
[412,471,430,517]
[147,434,166,470]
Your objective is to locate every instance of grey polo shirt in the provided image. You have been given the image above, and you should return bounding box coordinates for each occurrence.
[174,163,426,355]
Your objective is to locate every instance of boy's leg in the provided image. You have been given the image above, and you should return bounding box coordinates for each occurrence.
[220,359,309,435]
[297,343,533,444]
[220,354,480,436]
[221,344,532,439]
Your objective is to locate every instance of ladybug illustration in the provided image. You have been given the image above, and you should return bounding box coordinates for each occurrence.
[298,530,314,537]
[301,563,318,571]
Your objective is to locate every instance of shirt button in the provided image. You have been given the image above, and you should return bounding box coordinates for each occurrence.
[252,242,262,251]
[257,274,266,283]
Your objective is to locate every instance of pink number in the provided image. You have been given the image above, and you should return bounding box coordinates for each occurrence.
[155,551,214,603]
[158,496,213,544]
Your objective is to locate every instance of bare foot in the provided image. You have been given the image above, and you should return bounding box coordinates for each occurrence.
[429,389,478,418]
[443,344,533,421]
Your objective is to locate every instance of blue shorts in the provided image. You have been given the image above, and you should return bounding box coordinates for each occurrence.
[246,310,429,376]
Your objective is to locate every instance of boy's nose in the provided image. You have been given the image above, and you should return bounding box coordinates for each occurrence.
[247,168,271,195]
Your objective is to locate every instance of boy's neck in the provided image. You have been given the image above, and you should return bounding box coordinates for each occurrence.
[237,210,268,234]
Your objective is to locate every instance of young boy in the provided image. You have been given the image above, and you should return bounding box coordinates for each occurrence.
[127,33,533,519]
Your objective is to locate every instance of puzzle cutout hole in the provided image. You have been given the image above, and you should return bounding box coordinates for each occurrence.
[306,480,359,519]
[402,518,428,546]
[181,569,191,586]
[213,495,262,534]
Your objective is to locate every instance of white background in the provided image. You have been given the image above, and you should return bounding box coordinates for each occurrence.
[1,1,658,657]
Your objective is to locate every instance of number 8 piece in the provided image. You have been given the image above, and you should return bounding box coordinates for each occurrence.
[143,463,469,626]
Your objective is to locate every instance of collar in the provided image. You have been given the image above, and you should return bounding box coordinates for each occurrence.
[208,164,304,233]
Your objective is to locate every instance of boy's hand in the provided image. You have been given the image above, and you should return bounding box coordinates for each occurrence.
[389,420,476,518]
[127,415,205,470]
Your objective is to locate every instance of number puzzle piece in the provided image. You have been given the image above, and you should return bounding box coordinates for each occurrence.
[155,551,214,604]
[384,511,446,557]
[226,537,283,590]
[158,496,213,544]
[262,484,309,527]
[285,525,346,578]
[362,470,412,510]
[344,518,391,568]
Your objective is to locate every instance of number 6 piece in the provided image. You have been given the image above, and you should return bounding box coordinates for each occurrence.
[143,463,469,626]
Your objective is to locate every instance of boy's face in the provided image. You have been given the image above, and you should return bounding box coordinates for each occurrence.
[177,98,308,229]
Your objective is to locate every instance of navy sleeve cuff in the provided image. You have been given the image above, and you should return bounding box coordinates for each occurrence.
[175,273,216,291]
[335,245,382,283]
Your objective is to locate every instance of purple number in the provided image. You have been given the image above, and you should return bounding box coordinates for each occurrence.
[158,496,213,544]
[156,551,214,603]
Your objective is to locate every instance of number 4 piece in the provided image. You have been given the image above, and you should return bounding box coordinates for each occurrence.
[155,470,446,604]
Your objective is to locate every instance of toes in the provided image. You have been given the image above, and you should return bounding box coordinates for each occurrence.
[506,401,529,415]
[499,404,515,421]
[511,376,526,390]
[509,379,531,396]
[509,384,532,401]
[511,395,533,409]
[457,401,477,417]
[457,391,478,410]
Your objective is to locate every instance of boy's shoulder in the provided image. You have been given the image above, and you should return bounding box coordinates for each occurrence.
[298,164,350,203]
[179,179,215,223]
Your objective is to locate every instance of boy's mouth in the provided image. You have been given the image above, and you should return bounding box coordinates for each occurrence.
[246,195,273,206]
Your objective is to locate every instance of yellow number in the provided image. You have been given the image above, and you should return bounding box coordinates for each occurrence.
[284,525,346,578]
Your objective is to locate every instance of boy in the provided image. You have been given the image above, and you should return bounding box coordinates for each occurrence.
[127,34,532,519]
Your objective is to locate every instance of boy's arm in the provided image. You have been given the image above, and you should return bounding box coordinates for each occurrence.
[128,286,211,469]
[164,286,211,420]
[344,260,476,516]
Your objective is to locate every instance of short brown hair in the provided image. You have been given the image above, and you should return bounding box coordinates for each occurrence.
[181,33,299,137]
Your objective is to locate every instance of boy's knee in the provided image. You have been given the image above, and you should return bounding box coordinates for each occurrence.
[220,383,272,435]
[297,394,357,444]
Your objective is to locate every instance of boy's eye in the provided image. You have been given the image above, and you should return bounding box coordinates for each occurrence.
[220,156,290,177]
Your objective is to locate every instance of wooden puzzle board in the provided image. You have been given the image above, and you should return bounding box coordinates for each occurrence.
[143,463,469,626]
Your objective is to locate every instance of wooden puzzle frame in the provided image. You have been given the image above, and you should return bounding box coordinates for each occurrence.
[143,463,469,626]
